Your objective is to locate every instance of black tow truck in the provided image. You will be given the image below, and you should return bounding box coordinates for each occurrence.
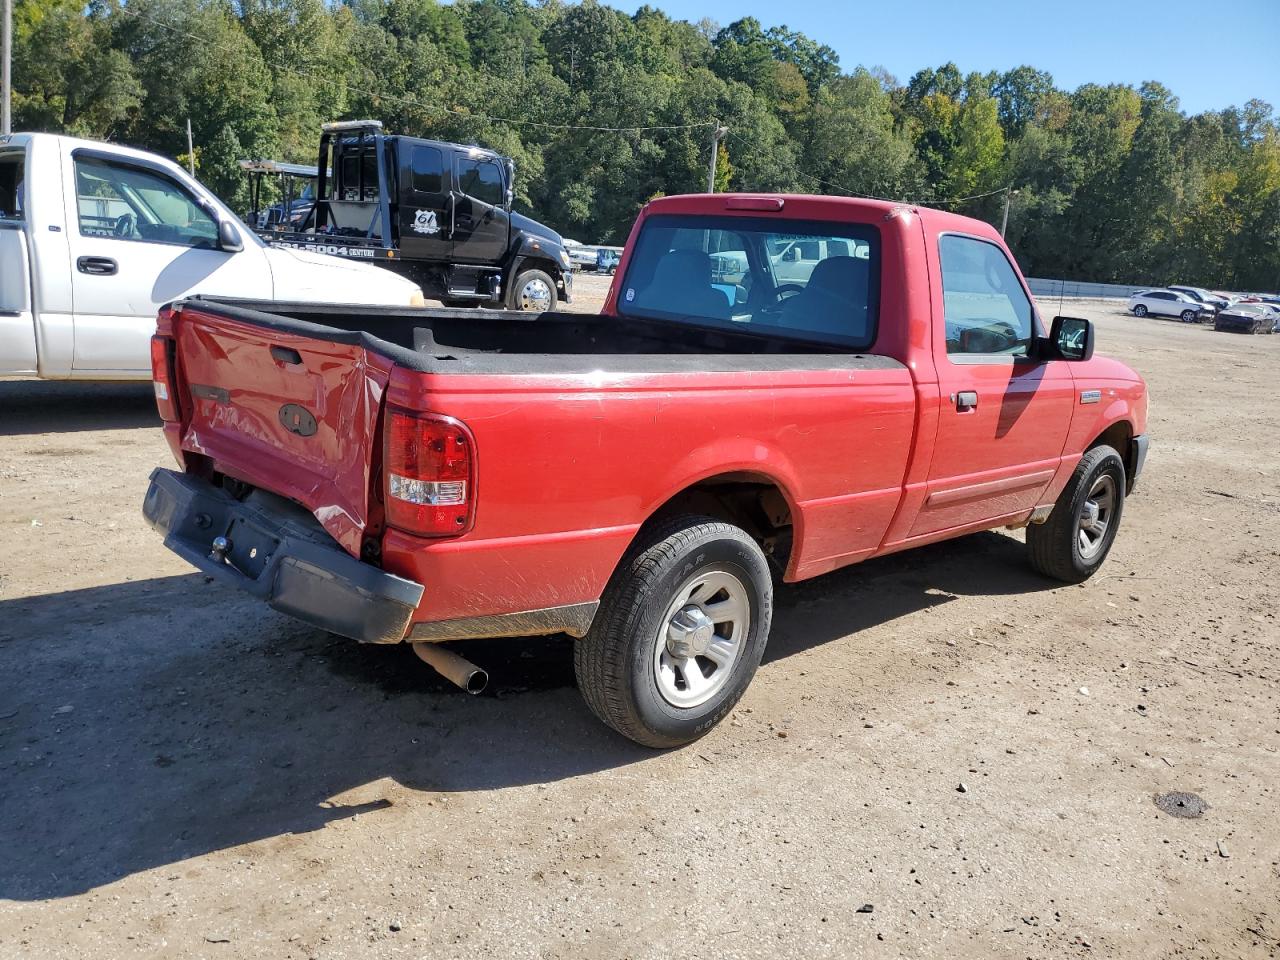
[250,120,572,310]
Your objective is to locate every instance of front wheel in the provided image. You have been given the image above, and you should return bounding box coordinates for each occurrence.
[1027,445,1126,583]
[1181,309,1197,323]
[507,268,558,312]
[574,517,773,748]
[1132,304,1148,317]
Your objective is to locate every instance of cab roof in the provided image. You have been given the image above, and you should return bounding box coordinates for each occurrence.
[641,192,1003,242]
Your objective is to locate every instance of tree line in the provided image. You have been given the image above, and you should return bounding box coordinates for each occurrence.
[12,0,1280,289]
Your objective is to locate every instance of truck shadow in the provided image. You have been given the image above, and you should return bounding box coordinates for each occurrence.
[0,380,158,436]
[0,531,1049,900]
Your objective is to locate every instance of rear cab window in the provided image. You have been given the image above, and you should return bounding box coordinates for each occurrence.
[616,213,880,349]
[938,233,1037,359]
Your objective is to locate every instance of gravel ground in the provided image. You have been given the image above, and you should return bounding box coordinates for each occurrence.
[1,290,1278,959]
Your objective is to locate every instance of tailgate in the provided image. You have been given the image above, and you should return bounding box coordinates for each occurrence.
[170,303,393,556]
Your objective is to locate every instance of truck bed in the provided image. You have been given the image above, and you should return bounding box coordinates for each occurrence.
[157,297,918,628]
[188,298,903,375]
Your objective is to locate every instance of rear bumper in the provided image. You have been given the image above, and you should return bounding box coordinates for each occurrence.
[142,468,424,643]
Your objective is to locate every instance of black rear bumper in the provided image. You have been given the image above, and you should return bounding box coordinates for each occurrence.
[143,469,424,643]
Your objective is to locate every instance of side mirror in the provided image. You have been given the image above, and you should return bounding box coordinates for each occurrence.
[504,188,514,213]
[1047,315,1094,361]
[217,219,244,253]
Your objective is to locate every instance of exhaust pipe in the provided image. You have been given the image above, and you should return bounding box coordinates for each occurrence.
[412,642,488,695]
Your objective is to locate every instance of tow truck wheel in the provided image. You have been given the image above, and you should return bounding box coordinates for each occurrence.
[508,269,558,312]
[1027,444,1126,583]
[575,516,773,748]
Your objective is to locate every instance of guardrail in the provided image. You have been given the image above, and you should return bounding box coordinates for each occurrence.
[1026,277,1151,300]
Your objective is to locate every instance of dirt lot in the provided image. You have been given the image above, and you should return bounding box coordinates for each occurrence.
[1,288,1278,959]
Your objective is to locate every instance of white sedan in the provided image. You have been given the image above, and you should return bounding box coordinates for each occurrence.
[1127,289,1214,323]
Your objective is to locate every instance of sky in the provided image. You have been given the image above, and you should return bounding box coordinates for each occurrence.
[612,0,1280,116]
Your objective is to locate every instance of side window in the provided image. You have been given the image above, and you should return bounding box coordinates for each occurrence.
[411,146,443,193]
[939,234,1034,357]
[74,157,218,249]
[0,154,24,221]
[456,158,504,207]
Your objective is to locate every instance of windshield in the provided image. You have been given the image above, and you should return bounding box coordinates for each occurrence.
[616,214,879,348]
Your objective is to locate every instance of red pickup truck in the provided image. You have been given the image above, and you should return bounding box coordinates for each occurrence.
[143,193,1148,747]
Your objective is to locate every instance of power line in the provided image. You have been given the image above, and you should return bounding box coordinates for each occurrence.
[114,5,717,135]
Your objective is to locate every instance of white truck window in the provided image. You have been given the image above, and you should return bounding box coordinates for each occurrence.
[0,154,23,221]
[74,157,218,249]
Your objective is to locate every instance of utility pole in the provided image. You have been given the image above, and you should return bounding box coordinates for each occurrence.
[186,119,195,176]
[2,0,12,135]
[706,121,728,194]
[1000,185,1020,238]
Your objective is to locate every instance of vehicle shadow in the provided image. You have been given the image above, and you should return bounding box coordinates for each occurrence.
[0,380,157,436]
[0,531,1049,901]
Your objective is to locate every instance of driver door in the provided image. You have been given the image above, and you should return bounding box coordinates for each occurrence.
[64,151,270,375]
[450,155,508,264]
[910,232,1075,537]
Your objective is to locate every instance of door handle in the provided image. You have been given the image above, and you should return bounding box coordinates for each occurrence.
[77,256,118,276]
[953,390,979,411]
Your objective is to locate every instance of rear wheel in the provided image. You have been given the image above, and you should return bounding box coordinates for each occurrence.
[1133,304,1148,317]
[508,269,557,312]
[1027,445,1126,583]
[574,517,772,748]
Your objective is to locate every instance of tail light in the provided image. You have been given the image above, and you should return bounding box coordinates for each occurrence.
[384,409,475,536]
[150,335,179,422]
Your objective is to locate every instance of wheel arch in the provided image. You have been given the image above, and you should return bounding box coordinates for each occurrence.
[1087,419,1136,488]
[507,254,563,287]
[635,470,800,578]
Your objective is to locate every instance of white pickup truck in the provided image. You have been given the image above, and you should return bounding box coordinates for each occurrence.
[0,132,425,380]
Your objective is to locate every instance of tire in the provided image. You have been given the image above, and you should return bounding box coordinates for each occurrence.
[1027,445,1126,584]
[1133,304,1148,317]
[1180,309,1197,323]
[574,516,773,748]
[507,268,558,312]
